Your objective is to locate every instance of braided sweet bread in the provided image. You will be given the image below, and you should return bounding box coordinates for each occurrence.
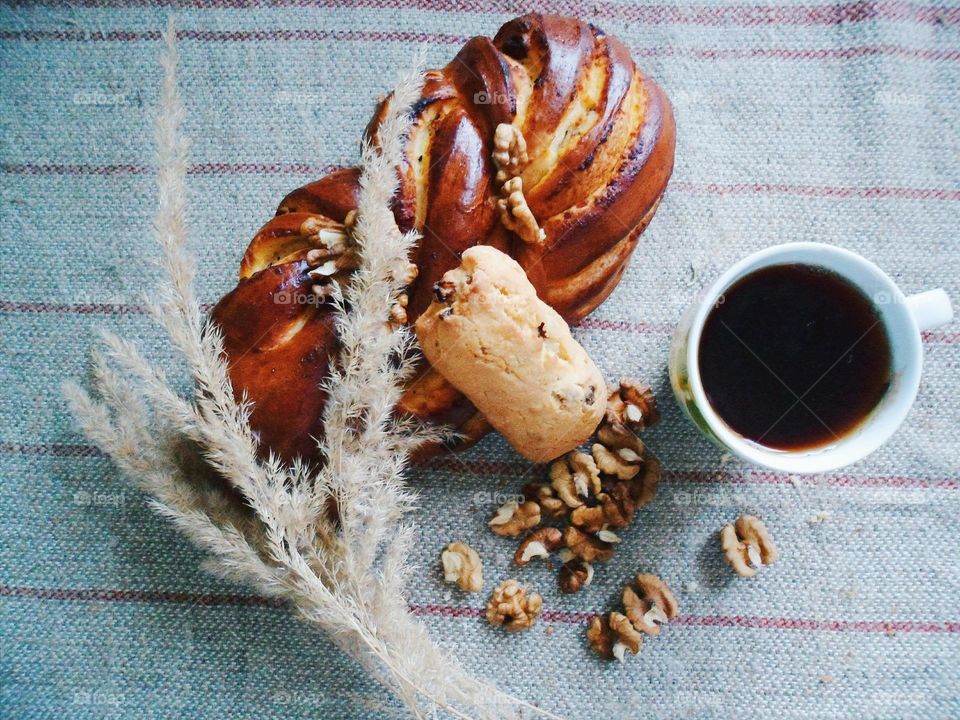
[211,13,675,463]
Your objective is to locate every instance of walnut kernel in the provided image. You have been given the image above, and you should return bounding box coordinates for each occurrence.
[599,484,636,528]
[558,556,594,594]
[588,573,678,661]
[720,515,778,577]
[486,579,543,632]
[569,503,607,534]
[492,123,529,184]
[549,451,601,510]
[496,176,546,245]
[563,526,615,563]
[596,422,644,456]
[522,481,568,519]
[488,500,541,537]
[596,529,621,544]
[623,574,679,637]
[605,378,660,432]
[514,527,562,566]
[631,452,660,508]
[609,611,644,660]
[587,615,615,659]
[569,451,602,497]
[440,542,483,593]
[549,457,583,508]
[592,442,641,480]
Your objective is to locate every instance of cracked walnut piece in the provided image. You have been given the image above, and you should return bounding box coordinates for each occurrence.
[486,579,543,632]
[720,515,778,578]
[563,526,615,563]
[388,262,419,327]
[586,615,616,659]
[522,481,568,519]
[440,542,483,593]
[605,378,660,433]
[566,450,659,534]
[588,574,678,661]
[488,500,541,537]
[609,612,645,658]
[497,176,546,245]
[492,123,529,184]
[299,219,359,302]
[570,490,632,533]
[592,442,641,480]
[633,453,660,508]
[558,552,594,594]
[515,527,563,566]
[596,419,644,453]
[549,451,602,509]
[623,574,679,637]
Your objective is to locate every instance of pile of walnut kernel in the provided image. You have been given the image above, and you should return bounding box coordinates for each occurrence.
[439,378,781,655]
[488,378,661,595]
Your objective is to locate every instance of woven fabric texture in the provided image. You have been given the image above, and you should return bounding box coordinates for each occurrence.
[1,2,958,718]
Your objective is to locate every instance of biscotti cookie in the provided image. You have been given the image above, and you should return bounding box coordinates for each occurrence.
[415,246,605,462]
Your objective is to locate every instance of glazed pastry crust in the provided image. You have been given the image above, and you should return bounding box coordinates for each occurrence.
[416,246,605,462]
[211,13,675,463]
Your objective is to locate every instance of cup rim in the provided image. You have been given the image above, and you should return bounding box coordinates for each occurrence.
[684,242,923,473]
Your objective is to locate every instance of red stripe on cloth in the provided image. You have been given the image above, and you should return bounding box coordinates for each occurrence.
[0,29,164,42]
[8,442,954,490]
[0,162,336,176]
[183,29,466,44]
[0,163,150,176]
[922,331,960,344]
[5,164,957,203]
[0,301,148,315]
[2,0,958,28]
[4,585,958,633]
[408,603,485,620]
[671,181,960,201]
[576,318,676,334]
[0,442,105,458]
[0,584,283,607]
[674,615,960,632]
[2,301,956,351]
[717,471,960,490]
[421,458,541,477]
[418,459,960,490]
[0,301,214,314]
[3,28,958,64]
[0,28,467,43]
[636,45,960,62]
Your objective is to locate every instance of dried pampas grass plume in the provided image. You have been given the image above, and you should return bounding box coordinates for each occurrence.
[64,19,558,720]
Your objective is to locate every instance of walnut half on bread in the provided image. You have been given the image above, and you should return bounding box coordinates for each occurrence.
[415,246,606,462]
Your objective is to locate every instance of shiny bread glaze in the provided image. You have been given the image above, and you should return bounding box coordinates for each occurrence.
[211,14,675,463]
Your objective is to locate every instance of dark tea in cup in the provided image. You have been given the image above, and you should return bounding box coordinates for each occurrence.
[671,243,952,472]
[697,264,892,450]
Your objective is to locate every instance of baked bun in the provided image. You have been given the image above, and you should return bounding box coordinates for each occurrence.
[211,13,675,463]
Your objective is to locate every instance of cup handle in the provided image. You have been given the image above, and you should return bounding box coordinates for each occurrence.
[905,289,954,332]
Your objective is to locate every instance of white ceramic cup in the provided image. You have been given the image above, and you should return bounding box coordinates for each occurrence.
[669,242,953,473]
